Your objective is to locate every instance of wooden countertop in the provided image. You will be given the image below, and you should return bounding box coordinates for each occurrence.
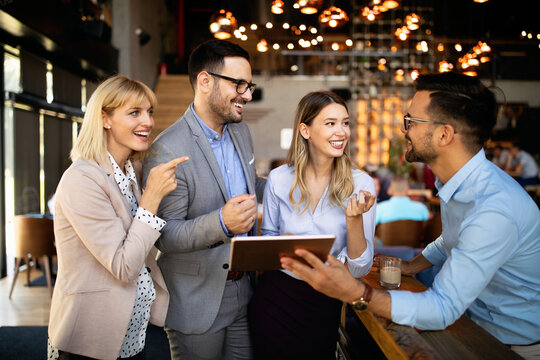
[349,268,521,360]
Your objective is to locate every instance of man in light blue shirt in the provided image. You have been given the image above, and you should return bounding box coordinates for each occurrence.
[375,177,429,225]
[281,72,540,359]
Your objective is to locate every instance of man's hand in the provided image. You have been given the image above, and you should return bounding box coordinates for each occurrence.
[222,194,257,235]
[280,249,364,304]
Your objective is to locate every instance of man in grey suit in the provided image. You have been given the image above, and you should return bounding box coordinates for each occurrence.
[143,40,265,359]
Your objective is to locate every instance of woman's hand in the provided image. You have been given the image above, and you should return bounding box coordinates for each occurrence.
[345,191,375,218]
[140,156,189,214]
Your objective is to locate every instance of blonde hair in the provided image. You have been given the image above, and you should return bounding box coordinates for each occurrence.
[70,75,157,164]
[286,91,355,213]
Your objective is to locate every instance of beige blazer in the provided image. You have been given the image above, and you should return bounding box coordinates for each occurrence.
[48,158,169,360]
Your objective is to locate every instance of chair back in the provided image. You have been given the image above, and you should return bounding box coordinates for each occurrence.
[14,215,55,258]
[376,220,424,247]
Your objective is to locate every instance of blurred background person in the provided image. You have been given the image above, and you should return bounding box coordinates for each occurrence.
[491,145,510,169]
[506,143,539,186]
[376,177,429,226]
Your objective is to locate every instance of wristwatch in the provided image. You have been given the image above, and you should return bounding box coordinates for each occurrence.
[351,282,373,311]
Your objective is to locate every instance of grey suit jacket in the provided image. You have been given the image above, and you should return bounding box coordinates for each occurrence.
[143,106,265,334]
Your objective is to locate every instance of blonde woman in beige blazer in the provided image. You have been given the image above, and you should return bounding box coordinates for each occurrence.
[47,75,188,360]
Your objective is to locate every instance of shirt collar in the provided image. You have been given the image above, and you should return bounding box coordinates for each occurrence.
[436,148,486,203]
[108,153,137,196]
[190,103,228,142]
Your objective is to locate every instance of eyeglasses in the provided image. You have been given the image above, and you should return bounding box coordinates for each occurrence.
[207,72,256,95]
[403,114,456,133]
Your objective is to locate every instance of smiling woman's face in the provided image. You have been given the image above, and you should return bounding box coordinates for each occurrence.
[300,103,350,161]
[103,97,154,162]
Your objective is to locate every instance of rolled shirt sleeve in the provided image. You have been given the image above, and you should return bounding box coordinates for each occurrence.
[390,212,519,330]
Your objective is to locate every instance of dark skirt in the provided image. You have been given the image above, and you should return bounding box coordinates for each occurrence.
[248,270,342,360]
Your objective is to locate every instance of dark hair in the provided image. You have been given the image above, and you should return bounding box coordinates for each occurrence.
[414,72,497,153]
[187,39,250,90]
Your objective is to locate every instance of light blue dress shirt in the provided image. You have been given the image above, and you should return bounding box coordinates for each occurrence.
[389,149,540,345]
[262,164,376,278]
[191,104,248,235]
[375,196,429,225]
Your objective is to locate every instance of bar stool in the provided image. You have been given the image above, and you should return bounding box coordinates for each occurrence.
[8,215,56,299]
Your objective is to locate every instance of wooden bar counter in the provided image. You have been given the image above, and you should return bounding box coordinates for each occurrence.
[345,268,522,360]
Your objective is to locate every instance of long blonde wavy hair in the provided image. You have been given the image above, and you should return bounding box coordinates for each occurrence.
[286,91,355,213]
[70,75,157,164]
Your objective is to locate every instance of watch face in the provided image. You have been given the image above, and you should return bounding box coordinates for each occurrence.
[352,300,368,311]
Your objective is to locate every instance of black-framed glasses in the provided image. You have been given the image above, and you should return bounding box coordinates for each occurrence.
[207,72,256,95]
[403,114,457,133]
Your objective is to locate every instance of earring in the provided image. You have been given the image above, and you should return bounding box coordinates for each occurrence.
[107,126,111,129]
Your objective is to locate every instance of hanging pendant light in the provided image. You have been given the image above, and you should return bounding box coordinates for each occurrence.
[295,0,323,15]
[319,6,349,28]
[382,0,400,9]
[405,13,421,31]
[271,0,285,14]
[257,39,269,52]
[209,9,238,40]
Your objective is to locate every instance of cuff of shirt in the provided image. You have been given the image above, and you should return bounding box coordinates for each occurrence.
[422,237,447,267]
[136,207,166,232]
[336,251,373,278]
[219,208,233,237]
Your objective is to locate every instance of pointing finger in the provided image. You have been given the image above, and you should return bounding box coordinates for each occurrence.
[166,156,189,168]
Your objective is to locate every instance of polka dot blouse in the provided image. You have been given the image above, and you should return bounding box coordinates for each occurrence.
[47,154,166,359]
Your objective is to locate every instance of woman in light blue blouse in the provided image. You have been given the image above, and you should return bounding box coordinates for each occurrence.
[248,91,376,359]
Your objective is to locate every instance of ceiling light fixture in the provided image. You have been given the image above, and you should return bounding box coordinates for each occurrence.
[319,6,349,28]
[209,9,237,40]
[405,13,421,31]
[257,39,269,52]
[295,0,323,15]
[271,0,285,14]
[382,0,400,9]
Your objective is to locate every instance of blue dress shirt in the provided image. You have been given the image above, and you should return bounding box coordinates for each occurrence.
[191,104,248,235]
[375,196,429,225]
[262,164,376,278]
[389,149,540,345]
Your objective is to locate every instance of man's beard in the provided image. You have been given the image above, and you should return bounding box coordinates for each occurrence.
[208,85,244,125]
[404,130,438,164]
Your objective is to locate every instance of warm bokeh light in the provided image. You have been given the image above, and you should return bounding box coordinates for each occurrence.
[257,39,269,52]
[271,0,284,14]
[455,43,462,52]
[209,9,237,40]
[319,6,349,28]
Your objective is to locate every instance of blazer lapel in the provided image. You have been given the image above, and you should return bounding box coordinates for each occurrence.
[229,125,254,195]
[185,112,229,202]
[95,158,133,226]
